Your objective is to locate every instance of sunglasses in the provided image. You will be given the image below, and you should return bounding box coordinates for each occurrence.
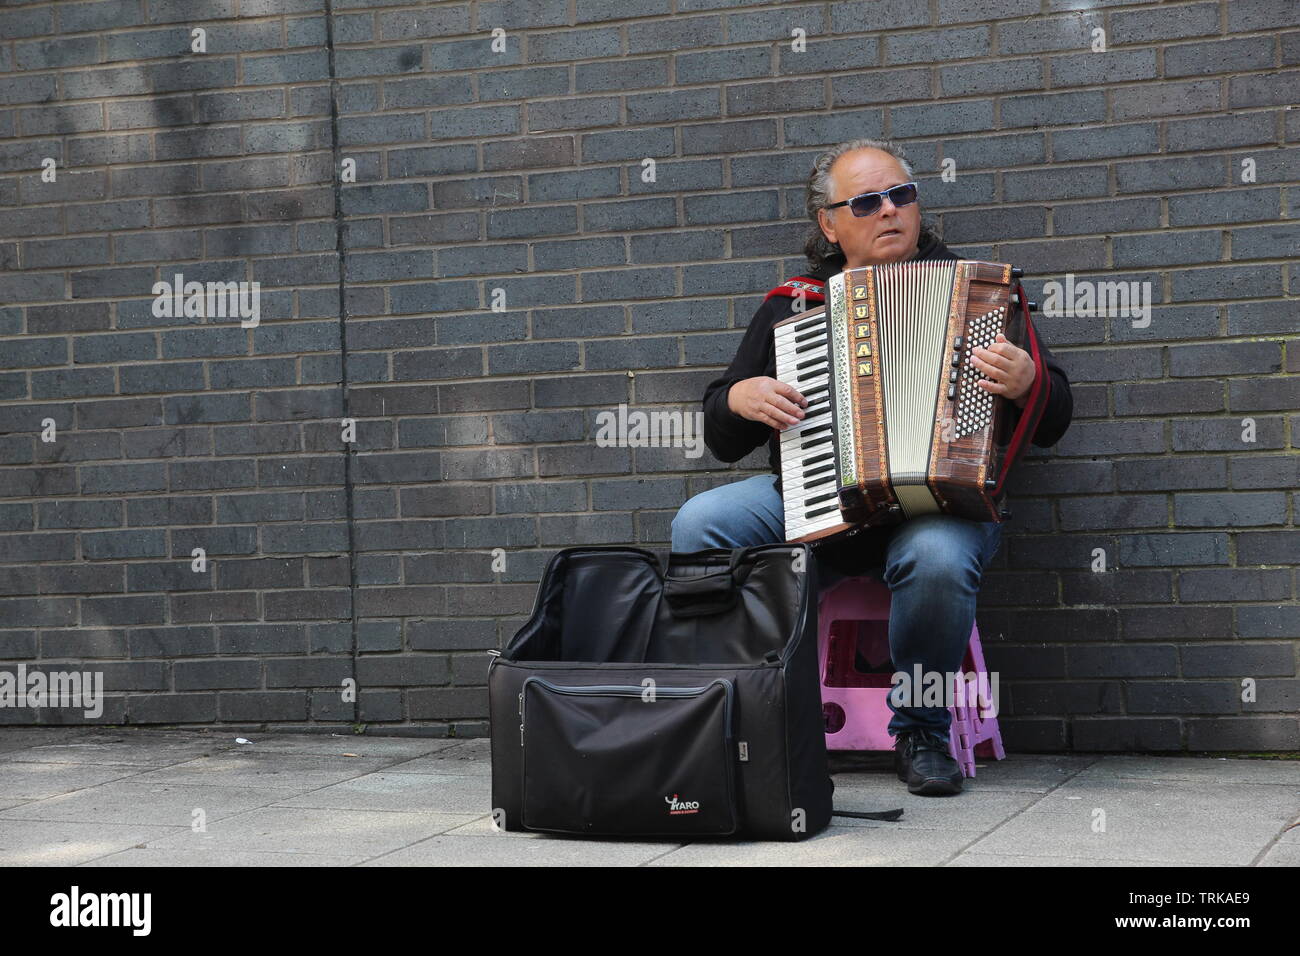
[825,181,919,217]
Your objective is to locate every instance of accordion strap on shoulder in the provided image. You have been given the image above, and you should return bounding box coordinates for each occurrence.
[762,276,826,304]
[989,284,1052,497]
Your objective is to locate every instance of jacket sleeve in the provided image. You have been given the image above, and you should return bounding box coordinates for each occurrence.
[1010,334,1073,448]
[702,298,784,463]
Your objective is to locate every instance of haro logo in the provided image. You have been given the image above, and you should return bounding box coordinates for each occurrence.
[665,793,700,815]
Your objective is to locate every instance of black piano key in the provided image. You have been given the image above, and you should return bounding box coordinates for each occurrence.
[804,505,839,520]
[797,422,831,438]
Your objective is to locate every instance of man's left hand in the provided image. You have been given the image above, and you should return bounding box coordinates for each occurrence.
[971,333,1035,409]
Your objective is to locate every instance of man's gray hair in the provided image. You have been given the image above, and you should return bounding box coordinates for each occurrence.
[802,138,937,273]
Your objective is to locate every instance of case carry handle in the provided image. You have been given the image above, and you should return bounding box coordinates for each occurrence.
[662,548,751,618]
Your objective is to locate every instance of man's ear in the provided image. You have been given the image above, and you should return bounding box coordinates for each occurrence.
[818,209,837,246]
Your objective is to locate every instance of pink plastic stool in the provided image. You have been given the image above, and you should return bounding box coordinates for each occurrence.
[817,575,1005,778]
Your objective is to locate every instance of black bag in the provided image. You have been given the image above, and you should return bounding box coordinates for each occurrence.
[488,543,902,841]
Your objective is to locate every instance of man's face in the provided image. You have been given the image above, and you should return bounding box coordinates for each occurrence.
[816,149,921,268]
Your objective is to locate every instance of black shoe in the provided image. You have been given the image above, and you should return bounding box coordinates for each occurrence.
[893,729,963,796]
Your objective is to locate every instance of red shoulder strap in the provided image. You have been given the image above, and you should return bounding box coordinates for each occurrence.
[762,276,826,304]
[989,284,1052,498]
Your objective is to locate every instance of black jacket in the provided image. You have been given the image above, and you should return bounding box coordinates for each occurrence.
[701,235,1074,481]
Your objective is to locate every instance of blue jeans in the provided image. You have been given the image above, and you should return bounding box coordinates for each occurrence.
[670,474,1003,743]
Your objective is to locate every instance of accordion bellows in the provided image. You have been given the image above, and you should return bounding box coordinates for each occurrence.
[774,259,1052,542]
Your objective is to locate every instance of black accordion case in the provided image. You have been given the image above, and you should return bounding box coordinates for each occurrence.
[488,543,836,841]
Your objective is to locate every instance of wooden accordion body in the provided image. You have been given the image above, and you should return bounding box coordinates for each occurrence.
[773,259,1049,544]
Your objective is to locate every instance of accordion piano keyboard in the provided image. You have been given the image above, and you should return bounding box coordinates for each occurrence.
[774,311,843,540]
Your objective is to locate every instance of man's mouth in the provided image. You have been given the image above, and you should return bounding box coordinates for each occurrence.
[879,229,901,239]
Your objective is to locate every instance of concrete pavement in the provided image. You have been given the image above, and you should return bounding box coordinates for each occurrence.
[0,727,1296,866]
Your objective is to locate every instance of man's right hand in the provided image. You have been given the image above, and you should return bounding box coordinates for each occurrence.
[727,377,807,429]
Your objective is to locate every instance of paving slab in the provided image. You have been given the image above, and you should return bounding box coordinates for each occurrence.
[0,728,96,754]
[385,739,493,775]
[128,752,395,790]
[79,846,370,867]
[0,820,182,866]
[645,825,986,866]
[0,735,234,768]
[947,852,1204,867]
[1259,843,1300,866]
[361,833,681,866]
[0,761,144,801]
[0,780,289,826]
[965,776,1300,866]
[272,771,490,814]
[139,806,482,858]
[0,729,1293,866]
[828,779,1045,831]
[228,734,461,759]
[1071,755,1300,785]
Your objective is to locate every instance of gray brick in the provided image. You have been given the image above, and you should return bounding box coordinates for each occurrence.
[1237,530,1300,565]
[1171,416,1284,452]
[1115,155,1225,193]
[1049,49,1158,87]
[886,26,988,64]
[1055,421,1165,457]
[1114,380,1224,417]
[893,100,996,136]
[1230,455,1300,490]
[1058,495,1167,531]
[1112,230,1222,267]
[1169,187,1279,227]
[1116,456,1227,492]
[1166,113,1277,154]
[1229,376,1300,413]
[627,15,722,53]
[1228,0,1300,31]
[529,26,621,63]
[1167,37,1275,77]
[1174,492,1287,527]
[1169,342,1281,377]
[1179,568,1291,603]
[1111,3,1220,42]
[726,80,825,117]
[1231,223,1300,261]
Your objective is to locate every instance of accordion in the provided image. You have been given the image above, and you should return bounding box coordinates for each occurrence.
[773,259,1050,544]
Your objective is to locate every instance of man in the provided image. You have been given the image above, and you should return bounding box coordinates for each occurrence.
[671,138,1074,796]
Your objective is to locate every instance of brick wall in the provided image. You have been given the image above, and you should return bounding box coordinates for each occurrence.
[0,0,1296,750]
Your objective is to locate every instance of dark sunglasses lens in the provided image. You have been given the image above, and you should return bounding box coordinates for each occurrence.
[889,183,918,206]
[848,194,882,217]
